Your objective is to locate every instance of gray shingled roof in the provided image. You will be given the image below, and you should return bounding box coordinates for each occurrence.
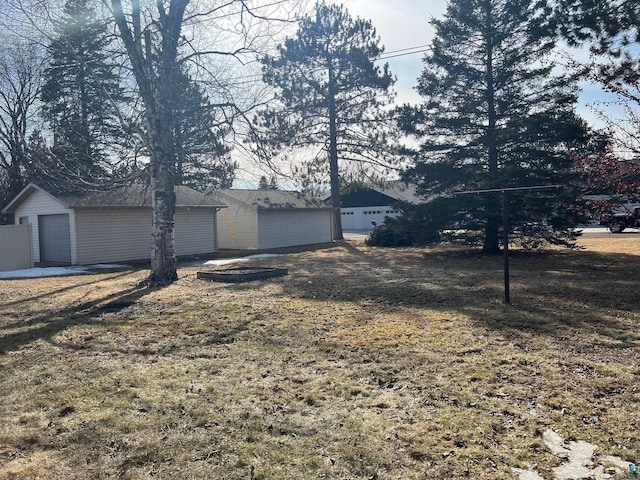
[60,184,226,208]
[219,189,331,211]
[3,183,226,213]
[373,183,421,204]
[323,182,422,206]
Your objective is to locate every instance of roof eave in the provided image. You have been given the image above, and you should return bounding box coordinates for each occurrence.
[256,206,334,211]
[2,183,70,213]
[176,204,228,209]
[69,203,228,209]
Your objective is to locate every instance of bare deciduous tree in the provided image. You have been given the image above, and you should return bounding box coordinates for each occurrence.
[107,0,300,285]
[0,41,45,219]
[2,0,301,279]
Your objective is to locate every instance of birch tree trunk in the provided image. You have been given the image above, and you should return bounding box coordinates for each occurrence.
[111,0,188,285]
[109,0,300,281]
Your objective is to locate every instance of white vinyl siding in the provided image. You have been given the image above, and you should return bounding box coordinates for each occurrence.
[217,204,259,249]
[174,208,217,255]
[75,207,219,264]
[12,189,77,264]
[75,208,151,264]
[257,210,333,249]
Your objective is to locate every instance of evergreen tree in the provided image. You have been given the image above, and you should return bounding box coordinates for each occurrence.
[258,175,278,190]
[557,0,640,156]
[257,1,395,239]
[556,0,638,52]
[41,0,123,193]
[397,0,590,252]
[172,68,235,190]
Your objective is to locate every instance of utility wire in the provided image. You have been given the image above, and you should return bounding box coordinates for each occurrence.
[377,44,432,61]
[199,43,433,84]
[382,44,431,56]
[377,49,430,60]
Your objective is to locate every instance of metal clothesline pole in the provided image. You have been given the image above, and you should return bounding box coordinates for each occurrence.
[454,185,561,304]
[502,191,511,304]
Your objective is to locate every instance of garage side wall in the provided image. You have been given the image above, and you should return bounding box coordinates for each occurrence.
[174,208,218,255]
[12,190,77,264]
[76,207,220,264]
[217,203,259,249]
[257,210,333,249]
[75,208,151,264]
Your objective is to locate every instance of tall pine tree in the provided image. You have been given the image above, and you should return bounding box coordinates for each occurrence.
[257,1,395,239]
[557,0,640,156]
[41,0,123,194]
[399,0,590,252]
[172,68,235,190]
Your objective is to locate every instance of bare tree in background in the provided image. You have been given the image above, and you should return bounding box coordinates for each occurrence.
[108,0,299,285]
[0,41,45,220]
[1,0,301,283]
[557,0,640,157]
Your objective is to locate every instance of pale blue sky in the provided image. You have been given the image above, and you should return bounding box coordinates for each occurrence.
[335,0,443,105]
[236,1,631,187]
[333,0,621,130]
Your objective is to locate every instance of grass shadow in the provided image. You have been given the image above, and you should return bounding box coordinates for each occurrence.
[0,281,157,354]
[273,243,640,347]
[0,269,141,310]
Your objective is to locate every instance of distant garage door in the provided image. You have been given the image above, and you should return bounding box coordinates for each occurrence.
[38,214,71,264]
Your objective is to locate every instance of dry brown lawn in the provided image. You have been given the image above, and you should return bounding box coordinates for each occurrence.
[0,234,639,479]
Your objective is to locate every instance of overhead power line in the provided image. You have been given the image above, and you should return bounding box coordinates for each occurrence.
[382,44,431,56]
[376,44,432,61]
[377,49,430,60]
[199,43,433,86]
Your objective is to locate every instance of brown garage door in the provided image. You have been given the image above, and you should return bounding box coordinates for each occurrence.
[38,214,71,264]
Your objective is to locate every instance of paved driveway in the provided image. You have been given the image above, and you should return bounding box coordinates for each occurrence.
[580,225,639,238]
[343,226,639,242]
[343,230,370,242]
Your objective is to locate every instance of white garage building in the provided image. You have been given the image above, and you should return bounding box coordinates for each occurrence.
[216,189,334,250]
[338,183,420,230]
[2,183,226,265]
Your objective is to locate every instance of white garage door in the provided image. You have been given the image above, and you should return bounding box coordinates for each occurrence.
[38,214,71,264]
[341,207,399,230]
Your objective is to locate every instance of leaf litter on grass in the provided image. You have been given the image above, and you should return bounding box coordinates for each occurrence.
[0,235,638,479]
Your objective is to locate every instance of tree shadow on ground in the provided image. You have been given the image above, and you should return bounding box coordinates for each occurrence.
[0,270,141,325]
[0,270,139,310]
[0,273,157,354]
[270,242,640,347]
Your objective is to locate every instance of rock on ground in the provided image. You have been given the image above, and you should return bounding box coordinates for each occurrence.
[514,429,634,480]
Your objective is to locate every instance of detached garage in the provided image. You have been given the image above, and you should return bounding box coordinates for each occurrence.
[2,183,226,265]
[338,183,420,230]
[217,189,333,250]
